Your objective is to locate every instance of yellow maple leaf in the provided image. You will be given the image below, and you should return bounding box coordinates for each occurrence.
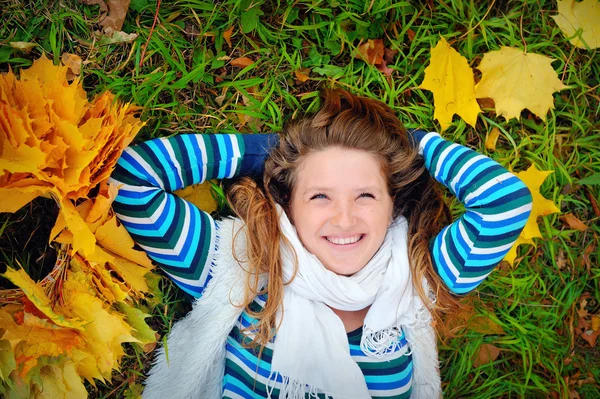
[419,36,481,131]
[0,309,81,378]
[504,165,561,265]
[31,362,87,399]
[552,0,600,50]
[475,47,567,121]
[61,271,137,380]
[174,181,219,215]
[2,268,84,330]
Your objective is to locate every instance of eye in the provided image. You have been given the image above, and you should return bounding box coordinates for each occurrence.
[359,192,376,199]
[310,193,328,200]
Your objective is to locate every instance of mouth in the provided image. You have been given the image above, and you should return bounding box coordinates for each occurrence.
[324,234,365,246]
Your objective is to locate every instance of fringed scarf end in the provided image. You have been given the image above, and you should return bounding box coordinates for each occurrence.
[267,372,336,399]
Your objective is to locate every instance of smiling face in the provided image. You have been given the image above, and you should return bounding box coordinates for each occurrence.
[289,147,394,276]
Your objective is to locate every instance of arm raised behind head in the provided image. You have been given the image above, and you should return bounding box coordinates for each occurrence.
[108,133,278,297]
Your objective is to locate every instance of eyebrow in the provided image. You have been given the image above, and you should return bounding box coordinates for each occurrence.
[303,186,384,195]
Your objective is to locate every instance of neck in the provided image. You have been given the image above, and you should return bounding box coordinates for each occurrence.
[329,306,371,332]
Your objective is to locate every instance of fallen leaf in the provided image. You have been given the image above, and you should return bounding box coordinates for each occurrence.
[31,362,87,399]
[419,37,481,131]
[2,268,85,330]
[376,47,397,77]
[61,272,137,379]
[59,197,97,258]
[473,343,501,367]
[552,0,600,50]
[446,302,506,336]
[561,213,588,231]
[117,302,155,344]
[223,26,234,47]
[61,53,82,80]
[581,329,600,347]
[0,309,82,377]
[504,164,560,265]
[294,68,311,83]
[355,39,384,65]
[485,127,501,151]
[475,47,567,121]
[230,57,255,68]
[98,30,138,45]
[557,248,568,270]
[0,339,16,381]
[100,0,131,32]
[476,97,495,110]
[10,41,37,53]
[174,181,219,215]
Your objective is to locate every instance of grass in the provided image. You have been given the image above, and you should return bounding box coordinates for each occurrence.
[1,0,599,397]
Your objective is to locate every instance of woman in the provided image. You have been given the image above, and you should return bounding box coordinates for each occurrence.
[109,89,532,398]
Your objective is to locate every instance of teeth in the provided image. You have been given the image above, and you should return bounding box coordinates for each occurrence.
[326,235,362,245]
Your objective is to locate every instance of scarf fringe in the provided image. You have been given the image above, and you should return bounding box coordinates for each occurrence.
[360,327,407,358]
[267,372,335,399]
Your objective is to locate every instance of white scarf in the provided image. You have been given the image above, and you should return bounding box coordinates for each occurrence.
[268,206,432,398]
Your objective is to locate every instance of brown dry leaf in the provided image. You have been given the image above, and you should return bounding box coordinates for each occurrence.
[452,305,506,336]
[231,57,255,68]
[82,0,130,32]
[580,243,595,271]
[473,343,501,367]
[557,248,567,270]
[561,213,588,231]
[376,47,397,77]
[61,53,82,80]
[485,127,501,151]
[223,26,234,47]
[355,39,384,65]
[294,68,311,83]
[100,0,130,31]
[477,97,496,110]
[10,42,37,53]
[581,329,600,347]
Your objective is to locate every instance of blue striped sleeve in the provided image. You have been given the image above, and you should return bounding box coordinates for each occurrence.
[108,134,278,297]
[414,131,533,294]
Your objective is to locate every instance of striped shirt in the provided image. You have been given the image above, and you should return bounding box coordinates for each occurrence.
[109,131,532,397]
[223,294,413,399]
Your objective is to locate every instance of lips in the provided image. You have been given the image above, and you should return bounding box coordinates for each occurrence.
[324,234,365,245]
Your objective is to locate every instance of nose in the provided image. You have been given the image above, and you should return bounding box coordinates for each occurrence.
[330,200,357,229]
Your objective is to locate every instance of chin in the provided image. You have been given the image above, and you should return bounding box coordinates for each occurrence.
[325,263,362,276]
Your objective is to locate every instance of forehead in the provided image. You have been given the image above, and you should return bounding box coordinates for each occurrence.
[293,147,387,191]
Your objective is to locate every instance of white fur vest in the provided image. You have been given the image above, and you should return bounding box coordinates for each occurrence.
[142,218,442,399]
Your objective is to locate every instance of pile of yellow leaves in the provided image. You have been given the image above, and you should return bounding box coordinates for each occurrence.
[0,56,156,398]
